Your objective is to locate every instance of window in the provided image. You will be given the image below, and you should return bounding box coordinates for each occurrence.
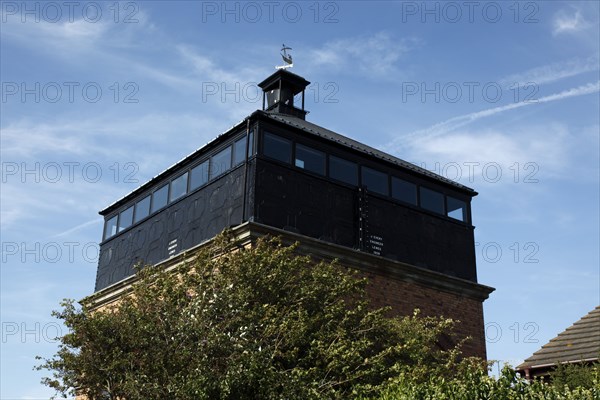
[190,161,209,190]
[104,215,118,240]
[210,146,232,179]
[420,187,444,214]
[170,172,188,202]
[247,130,254,157]
[152,184,169,212]
[266,89,279,108]
[233,136,247,166]
[361,167,388,195]
[118,206,134,232]
[295,144,325,175]
[263,132,291,164]
[134,195,151,223]
[392,177,417,205]
[329,155,358,186]
[447,196,467,222]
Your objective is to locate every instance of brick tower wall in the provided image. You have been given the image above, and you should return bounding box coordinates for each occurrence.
[363,271,487,359]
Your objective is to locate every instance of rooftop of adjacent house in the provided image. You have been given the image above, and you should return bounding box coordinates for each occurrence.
[517,305,600,370]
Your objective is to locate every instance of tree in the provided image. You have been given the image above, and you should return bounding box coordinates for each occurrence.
[365,361,599,400]
[551,361,599,391]
[37,232,467,400]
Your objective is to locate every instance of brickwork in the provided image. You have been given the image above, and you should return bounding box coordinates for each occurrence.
[362,270,487,359]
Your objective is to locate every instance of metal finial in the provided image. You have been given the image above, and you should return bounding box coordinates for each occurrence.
[276,44,293,70]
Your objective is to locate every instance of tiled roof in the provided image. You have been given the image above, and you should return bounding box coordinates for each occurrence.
[517,306,600,370]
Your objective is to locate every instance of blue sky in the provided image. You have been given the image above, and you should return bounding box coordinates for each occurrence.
[1,1,599,397]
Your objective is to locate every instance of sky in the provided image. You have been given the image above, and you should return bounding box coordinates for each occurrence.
[1,0,599,397]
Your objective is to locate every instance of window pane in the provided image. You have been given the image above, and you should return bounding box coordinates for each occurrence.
[134,195,151,223]
[266,89,279,108]
[118,206,134,232]
[233,136,247,166]
[210,146,232,179]
[329,155,358,186]
[295,144,325,175]
[247,130,254,157]
[152,184,169,212]
[170,172,188,202]
[361,167,388,195]
[104,215,118,240]
[392,177,417,205]
[263,132,291,164]
[190,161,209,190]
[420,187,444,214]
[447,196,467,222]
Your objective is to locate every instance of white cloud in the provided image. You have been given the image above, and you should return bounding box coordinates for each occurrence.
[133,62,196,89]
[2,122,91,158]
[403,124,571,179]
[52,218,102,238]
[0,113,232,232]
[2,18,108,54]
[1,8,153,59]
[499,56,599,87]
[176,45,264,85]
[553,9,590,35]
[305,32,419,77]
[176,45,237,83]
[389,81,600,147]
[1,113,221,160]
[381,120,597,228]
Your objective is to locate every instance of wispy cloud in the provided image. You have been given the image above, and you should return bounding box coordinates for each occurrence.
[1,113,220,160]
[176,45,239,83]
[402,124,572,178]
[306,32,419,77]
[3,18,108,56]
[392,122,597,226]
[52,218,102,238]
[390,81,600,147]
[2,8,153,60]
[175,45,264,86]
[499,56,599,87]
[553,8,590,35]
[0,113,228,231]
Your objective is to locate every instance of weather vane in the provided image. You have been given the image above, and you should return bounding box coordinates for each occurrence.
[276,44,293,70]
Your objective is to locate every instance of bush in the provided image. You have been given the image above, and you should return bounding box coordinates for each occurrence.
[551,361,599,391]
[368,361,599,400]
[37,232,599,399]
[37,233,467,400]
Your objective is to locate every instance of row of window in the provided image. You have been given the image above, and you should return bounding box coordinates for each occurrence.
[263,131,468,223]
[103,132,254,241]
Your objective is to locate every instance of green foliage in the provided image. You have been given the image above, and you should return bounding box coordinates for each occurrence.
[36,231,600,399]
[37,232,464,400]
[367,361,600,400]
[551,361,599,391]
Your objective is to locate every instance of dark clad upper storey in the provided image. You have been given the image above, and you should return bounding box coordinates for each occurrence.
[95,70,479,292]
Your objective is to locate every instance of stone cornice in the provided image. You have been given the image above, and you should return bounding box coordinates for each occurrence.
[85,222,494,309]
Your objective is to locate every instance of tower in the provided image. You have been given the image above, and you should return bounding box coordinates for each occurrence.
[258,69,309,119]
[92,68,494,358]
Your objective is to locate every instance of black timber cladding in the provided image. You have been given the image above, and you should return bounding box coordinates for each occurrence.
[96,110,479,291]
[254,114,477,281]
[95,162,254,291]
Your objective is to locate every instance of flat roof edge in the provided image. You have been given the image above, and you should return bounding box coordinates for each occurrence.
[98,113,259,216]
